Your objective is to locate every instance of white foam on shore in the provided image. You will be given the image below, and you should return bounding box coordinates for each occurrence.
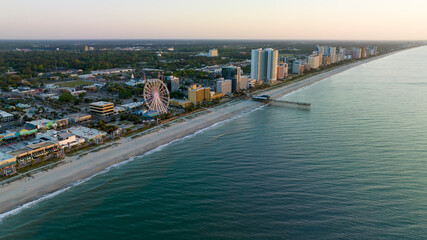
[0,103,265,223]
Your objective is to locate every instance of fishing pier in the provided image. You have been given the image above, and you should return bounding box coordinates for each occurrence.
[252,95,311,111]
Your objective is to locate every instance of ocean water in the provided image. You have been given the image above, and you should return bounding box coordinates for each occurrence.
[1,46,427,239]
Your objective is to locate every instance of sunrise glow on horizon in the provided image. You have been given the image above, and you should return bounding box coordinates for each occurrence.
[1,0,426,40]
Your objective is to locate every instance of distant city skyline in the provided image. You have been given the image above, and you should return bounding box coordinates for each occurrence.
[1,0,427,40]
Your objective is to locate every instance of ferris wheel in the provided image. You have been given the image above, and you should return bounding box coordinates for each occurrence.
[143,79,170,114]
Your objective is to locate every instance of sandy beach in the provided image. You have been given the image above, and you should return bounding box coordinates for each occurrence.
[0,52,399,216]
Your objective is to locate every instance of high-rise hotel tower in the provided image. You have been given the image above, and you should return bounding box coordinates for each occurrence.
[251,48,278,83]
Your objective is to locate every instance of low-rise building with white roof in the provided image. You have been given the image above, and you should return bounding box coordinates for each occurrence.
[0,110,14,122]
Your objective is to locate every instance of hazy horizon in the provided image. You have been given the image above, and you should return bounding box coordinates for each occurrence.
[0,38,424,42]
[1,0,427,40]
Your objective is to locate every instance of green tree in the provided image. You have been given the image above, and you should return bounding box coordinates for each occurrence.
[58,92,74,102]
[119,89,132,99]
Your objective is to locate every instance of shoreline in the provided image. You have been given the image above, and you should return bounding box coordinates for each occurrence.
[0,49,405,216]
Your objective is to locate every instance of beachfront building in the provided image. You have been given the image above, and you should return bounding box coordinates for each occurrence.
[315,45,334,66]
[370,46,378,56]
[0,110,14,123]
[170,99,192,109]
[251,48,278,83]
[308,54,321,69]
[0,152,16,176]
[89,101,114,116]
[316,46,324,67]
[328,47,337,63]
[347,48,362,59]
[277,63,289,79]
[292,60,304,74]
[38,130,86,149]
[1,132,66,175]
[361,47,367,58]
[188,84,210,105]
[240,76,250,90]
[67,126,107,145]
[246,78,258,88]
[8,141,62,169]
[222,66,241,92]
[304,62,310,71]
[338,47,346,62]
[322,55,331,66]
[210,92,224,101]
[216,78,232,95]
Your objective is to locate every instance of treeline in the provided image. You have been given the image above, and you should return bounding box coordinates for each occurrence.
[0,50,247,76]
[0,40,411,81]
[0,51,158,76]
[106,82,145,99]
[173,69,213,79]
[153,51,249,71]
[0,50,251,78]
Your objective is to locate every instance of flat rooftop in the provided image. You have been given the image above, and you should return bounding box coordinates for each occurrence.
[1,127,36,137]
[121,102,145,108]
[27,119,53,126]
[1,137,55,156]
[38,129,77,142]
[26,141,55,150]
[0,152,15,162]
[8,148,30,156]
[67,113,92,118]
[0,110,13,118]
[68,126,106,140]
[90,101,114,107]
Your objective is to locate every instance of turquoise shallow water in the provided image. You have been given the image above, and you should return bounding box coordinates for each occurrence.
[1,46,427,239]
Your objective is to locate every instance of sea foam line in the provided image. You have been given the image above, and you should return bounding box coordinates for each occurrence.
[0,103,263,223]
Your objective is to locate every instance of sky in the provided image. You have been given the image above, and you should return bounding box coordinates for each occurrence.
[0,0,426,40]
